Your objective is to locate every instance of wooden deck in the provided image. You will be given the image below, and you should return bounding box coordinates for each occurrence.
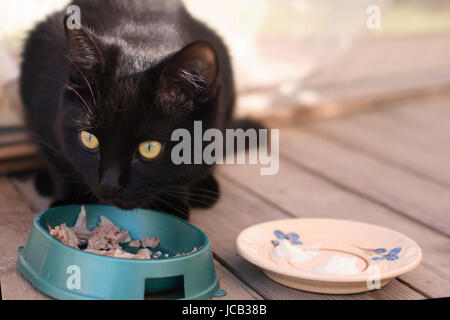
[1,93,450,299]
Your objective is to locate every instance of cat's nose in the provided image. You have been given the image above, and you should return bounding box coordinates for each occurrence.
[99,167,122,198]
[99,183,122,199]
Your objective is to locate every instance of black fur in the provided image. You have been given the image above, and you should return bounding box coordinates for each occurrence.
[20,0,236,220]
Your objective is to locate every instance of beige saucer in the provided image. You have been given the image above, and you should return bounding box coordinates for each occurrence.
[236,218,422,294]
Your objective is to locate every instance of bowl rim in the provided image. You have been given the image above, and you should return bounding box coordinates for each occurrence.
[236,218,423,283]
[35,204,210,263]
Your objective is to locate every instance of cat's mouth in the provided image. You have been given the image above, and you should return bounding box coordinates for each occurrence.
[99,198,138,211]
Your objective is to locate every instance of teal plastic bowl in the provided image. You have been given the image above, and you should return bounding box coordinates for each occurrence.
[17,204,224,300]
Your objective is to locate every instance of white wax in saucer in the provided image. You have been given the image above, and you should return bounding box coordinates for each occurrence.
[274,239,318,262]
[315,255,360,275]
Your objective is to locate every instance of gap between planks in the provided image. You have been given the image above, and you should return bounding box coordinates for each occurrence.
[305,94,450,189]
[5,172,428,300]
[191,176,426,300]
[0,176,262,300]
[213,150,449,298]
[279,131,450,238]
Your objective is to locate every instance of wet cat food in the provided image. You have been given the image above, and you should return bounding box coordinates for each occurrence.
[48,206,160,260]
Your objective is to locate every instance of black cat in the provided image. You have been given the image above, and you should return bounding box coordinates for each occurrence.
[20,0,240,219]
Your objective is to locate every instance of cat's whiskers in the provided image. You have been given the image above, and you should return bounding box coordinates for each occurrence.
[64,84,95,118]
[152,196,189,219]
[79,70,98,110]
[30,133,67,159]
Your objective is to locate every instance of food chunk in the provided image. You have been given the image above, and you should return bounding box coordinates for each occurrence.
[48,206,197,260]
[136,248,152,260]
[70,205,90,240]
[49,224,81,249]
[141,237,160,248]
[84,247,151,260]
[87,216,131,250]
[108,248,139,259]
[128,240,141,247]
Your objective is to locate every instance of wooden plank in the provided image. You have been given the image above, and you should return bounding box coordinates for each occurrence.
[329,103,450,162]
[0,176,46,300]
[213,261,263,300]
[0,130,30,147]
[0,143,38,161]
[279,128,450,236]
[4,172,425,299]
[0,156,41,176]
[2,261,260,300]
[0,177,260,300]
[191,177,425,300]
[237,70,450,127]
[1,269,51,300]
[2,260,260,300]
[217,152,450,298]
[308,96,450,187]
[11,173,51,213]
[237,34,450,127]
[383,94,450,138]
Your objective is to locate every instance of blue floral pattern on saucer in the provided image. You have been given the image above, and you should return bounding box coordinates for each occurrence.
[271,230,303,246]
[371,247,402,261]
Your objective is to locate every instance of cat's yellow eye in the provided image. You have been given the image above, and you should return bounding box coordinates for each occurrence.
[80,130,99,150]
[138,141,162,160]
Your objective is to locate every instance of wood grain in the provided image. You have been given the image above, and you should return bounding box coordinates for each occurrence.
[0,130,30,147]
[308,95,450,187]
[191,177,425,300]
[280,128,450,236]
[0,177,260,300]
[0,177,49,300]
[0,143,38,160]
[381,94,450,142]
[213,261,263,300]
[0,156,41,175]
[218,152,450,298]
[238,70,450,127]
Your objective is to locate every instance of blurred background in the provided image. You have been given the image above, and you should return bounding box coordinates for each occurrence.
[1,0,450,172]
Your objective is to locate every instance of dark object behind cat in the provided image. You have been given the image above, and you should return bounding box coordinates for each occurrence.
[20,0,239,219]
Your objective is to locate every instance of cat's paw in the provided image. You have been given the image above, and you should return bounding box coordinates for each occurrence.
[34,168,55,197]
[50,199,74,208]
[50,194,98,208]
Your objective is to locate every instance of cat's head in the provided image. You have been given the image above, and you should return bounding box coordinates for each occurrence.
[57,22,220,209]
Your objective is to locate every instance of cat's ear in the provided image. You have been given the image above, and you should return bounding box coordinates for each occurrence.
[155,41,219,116]
[64,15,104,87]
